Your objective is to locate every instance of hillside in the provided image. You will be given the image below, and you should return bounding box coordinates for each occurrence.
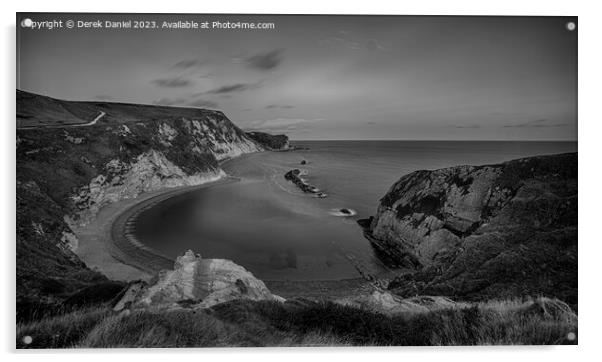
[16,90,288,321]
[17,249,577,348]
[360,153,578,307]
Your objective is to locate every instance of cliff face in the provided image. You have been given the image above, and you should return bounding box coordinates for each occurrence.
[364,153,577,306]
[245,131,290,150]
[16,91,268,316]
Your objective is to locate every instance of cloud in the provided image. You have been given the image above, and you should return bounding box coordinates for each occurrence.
[154,97,189,106]
[320,37,361,50]
[503,119,569,128]
[187,98,219,108]
[151,76,193,88]
[455,125,481,129]
[205,82,262,94]
[153,96,218,109]
[366,39,389,51]
[265,104,295,109]
[245,117,324,133]
[244,50,283,71]
[172,58,207,69]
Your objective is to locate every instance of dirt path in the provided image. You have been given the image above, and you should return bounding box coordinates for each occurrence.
[17,111,106,130]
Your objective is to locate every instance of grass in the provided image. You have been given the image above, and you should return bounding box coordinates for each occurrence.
[16,296,577,348]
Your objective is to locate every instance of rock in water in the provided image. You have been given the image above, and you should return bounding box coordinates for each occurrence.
[115,250,284,310]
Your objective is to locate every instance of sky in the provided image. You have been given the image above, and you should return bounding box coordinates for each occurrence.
[17,14,577,140]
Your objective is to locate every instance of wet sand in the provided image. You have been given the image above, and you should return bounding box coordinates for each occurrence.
[71,178,234,281]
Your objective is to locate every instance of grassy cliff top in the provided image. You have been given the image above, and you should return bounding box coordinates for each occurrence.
[17,90,222,128]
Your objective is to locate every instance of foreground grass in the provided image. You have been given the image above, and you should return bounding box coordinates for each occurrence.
[17,297,576,348]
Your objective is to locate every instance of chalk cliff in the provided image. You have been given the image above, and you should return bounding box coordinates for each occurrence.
[16,90,280,317]
[361,153,577,306]
[113,250,283,311]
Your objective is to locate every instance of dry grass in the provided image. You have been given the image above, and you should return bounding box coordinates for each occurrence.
[16,307,111,348]
[16,296,577,348]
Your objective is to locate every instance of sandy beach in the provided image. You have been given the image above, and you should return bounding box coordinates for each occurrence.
[70,172,376,298]
[71,177,236,282]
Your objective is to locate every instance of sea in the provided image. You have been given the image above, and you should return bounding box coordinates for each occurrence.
[133,141,577,281]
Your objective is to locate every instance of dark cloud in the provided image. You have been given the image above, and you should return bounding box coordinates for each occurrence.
[244,50,283,71]
[151,76,193,88]
[206,82,262,94]
[503,119,569,128]
[455,125,481,129]
[172,58,207,69]
[265,104,295,109]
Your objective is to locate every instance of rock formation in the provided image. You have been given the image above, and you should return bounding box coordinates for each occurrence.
[114,250,284,311]
[245,131,290,150]
[15,90,279,314]
[336,291,459,315]
[361,153,577,306]
[284,169,326,197]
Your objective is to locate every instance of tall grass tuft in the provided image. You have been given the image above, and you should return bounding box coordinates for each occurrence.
[16,296,577,348]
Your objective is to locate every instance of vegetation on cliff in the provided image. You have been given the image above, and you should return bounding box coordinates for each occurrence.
[245,131,289,150]
[364,153,578,308]
[16,90,266,321]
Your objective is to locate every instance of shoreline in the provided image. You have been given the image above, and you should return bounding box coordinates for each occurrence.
[72,154,379,297]
[72,177,236,281]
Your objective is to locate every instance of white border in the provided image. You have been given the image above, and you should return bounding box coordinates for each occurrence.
[2,0,601,360]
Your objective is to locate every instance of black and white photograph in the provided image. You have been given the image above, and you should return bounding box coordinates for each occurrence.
[11,9,582,350]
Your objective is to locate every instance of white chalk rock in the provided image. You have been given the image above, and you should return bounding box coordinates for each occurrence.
[130,250,282,309]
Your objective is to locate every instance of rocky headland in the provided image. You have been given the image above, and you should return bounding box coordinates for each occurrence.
[16,90,289,320]
[245,131,290,150]
[360,153,577,307]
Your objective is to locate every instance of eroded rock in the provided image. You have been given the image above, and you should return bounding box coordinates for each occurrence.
[115,250,284,310]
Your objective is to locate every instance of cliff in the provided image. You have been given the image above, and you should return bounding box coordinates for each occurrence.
[362,153,577,306]
[16,90,271,319]
[245,131,290,150]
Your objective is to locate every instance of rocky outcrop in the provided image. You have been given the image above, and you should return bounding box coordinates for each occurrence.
[336,291,459,315]
[114,250,284,311]
[246,131,289,150]
[362,153,577,306]
[284,169,326,197]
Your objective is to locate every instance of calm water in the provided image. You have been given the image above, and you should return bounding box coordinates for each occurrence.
[134,141,576,281]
